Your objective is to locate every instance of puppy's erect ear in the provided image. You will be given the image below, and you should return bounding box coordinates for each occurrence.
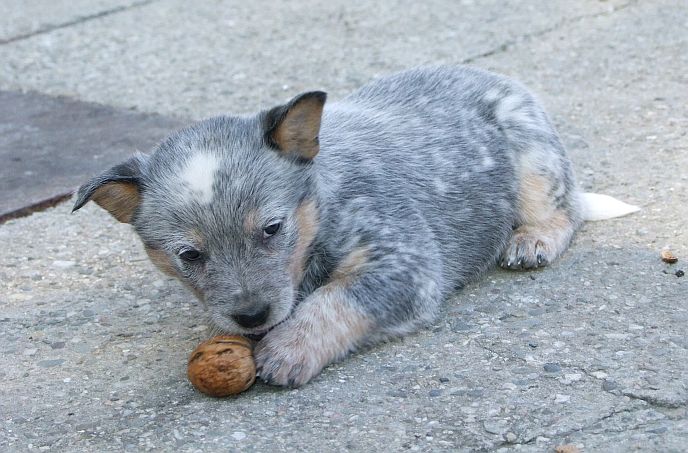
[72,154,146,223]
[263,91,327,161]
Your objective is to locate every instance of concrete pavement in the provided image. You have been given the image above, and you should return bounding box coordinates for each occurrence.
[1,0,686,451]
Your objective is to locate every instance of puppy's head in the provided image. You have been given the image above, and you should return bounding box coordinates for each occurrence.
[73,92,326,335]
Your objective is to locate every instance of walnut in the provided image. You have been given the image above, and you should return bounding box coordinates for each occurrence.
[187,335,256,396]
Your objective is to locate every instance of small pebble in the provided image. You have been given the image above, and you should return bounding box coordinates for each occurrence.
[554,394,570,403]
[483,419,508,435]
[428,389,442,397]
[438,377,450,383]
[676,270,684,277]
[505,432,517,443]
[602,380,618,391]
[231,432,246,441]
[52,260,76,269]
[543,363,562,373]
[37,359,65,368]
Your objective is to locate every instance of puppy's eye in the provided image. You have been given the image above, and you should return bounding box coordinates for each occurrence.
[263,221,282,239]
[179,249,202,262]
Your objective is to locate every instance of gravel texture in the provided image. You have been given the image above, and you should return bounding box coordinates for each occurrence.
[1,0,687,451]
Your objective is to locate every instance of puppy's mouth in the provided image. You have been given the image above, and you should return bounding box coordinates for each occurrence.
[243,315,290,340]
[244,331,268,341]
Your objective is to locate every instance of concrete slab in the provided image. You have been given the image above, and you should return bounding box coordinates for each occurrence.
[0,90,185,222]
[1,0,687,451]
[0,0,148,43]
[0,0,629,119]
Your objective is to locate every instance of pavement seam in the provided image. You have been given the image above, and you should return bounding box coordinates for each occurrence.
[461,0,639,64]
[622,391,688,410]
[0,0,160,46]
[468,350,670,450]
[569,363,688,410]
[490,405,646,451]
[0,191,72,224]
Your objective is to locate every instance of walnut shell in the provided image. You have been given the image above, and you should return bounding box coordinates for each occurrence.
[187,335,256,396]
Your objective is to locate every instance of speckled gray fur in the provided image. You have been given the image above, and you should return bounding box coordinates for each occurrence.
[74,65,582,386]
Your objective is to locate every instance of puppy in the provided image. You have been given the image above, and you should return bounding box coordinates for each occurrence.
[73,65,638,387]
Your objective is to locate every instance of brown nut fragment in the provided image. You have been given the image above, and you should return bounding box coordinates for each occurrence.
[554,445,581,453]
[187,335,256,397]
[661,249,678,264]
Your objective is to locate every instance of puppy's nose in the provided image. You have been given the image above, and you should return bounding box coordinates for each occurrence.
[232,306,270,329]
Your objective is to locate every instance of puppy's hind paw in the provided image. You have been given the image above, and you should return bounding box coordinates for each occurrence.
[500,231,550,270]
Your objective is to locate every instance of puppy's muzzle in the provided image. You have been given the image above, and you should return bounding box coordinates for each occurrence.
[232,305,270,329]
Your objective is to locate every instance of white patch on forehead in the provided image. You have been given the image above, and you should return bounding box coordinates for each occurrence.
[180,152,220,204]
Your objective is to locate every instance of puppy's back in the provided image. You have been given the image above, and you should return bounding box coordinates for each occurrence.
[315,66,520,288]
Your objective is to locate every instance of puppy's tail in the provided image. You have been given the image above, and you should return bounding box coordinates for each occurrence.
[580,192,640,221]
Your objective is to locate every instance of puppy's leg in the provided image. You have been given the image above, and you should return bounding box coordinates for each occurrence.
[255,245,442,387]
[486,83,583,270]
[254,284,371,387]
[500,146,582,270]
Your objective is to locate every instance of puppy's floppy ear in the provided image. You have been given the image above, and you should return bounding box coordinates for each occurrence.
[72,153,146,223]
[263,91,327,161]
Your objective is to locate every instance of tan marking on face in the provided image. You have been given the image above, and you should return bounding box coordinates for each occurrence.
[189,229,205,248]
[243,209,259,234]
[330,246,370,287]
[91,182,140,223]
[144,246,178,277]
[144,245,206,303]
[288,200,319,285]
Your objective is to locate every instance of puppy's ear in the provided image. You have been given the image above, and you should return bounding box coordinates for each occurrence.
[72,154,146,223]
[263,91,327,161]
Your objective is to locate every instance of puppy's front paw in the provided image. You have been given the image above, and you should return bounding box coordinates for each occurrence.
[254,322,326,388]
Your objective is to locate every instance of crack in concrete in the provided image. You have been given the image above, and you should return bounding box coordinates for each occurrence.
[567,363,688,410]
[472,338,528,364]
[490,406,643,451]
[622,390,688,409]
[461,0,639,64]
[0,0,160,46]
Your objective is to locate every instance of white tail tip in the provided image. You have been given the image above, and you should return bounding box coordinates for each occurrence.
[581,193,640,221]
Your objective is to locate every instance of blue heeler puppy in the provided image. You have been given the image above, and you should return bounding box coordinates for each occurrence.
[73,66,639,387]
